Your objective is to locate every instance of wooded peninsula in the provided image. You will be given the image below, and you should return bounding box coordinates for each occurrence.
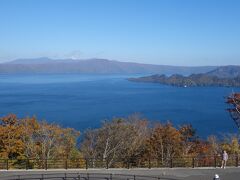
[128,74,240,87]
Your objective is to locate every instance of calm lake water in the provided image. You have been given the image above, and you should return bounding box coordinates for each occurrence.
[0,74,239,137]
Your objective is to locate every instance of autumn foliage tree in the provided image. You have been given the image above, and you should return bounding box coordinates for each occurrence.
[1,112,239,168]
[81,117,208,166]
[146,122,199,165]
[226,93,240,129]
[0,114,25,159]
[147,122,181,165]
[80,114,149,167]
[0,114,80,160]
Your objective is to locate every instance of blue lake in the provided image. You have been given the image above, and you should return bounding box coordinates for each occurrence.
[0,74,239,137]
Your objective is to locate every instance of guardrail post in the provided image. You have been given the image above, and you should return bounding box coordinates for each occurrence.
[65,159,68,170]
[110,173,112,180]
[6,159,9,170]
[170,158,173,168]
[192,157,195,168]
[148,158,151,169]
[45,159,48,170]
[214,156,217,168]
[106,159,109,169]
[236,155,239,167]
[133,175,136,180]
[26,158,29,170]
[85,159,88,169]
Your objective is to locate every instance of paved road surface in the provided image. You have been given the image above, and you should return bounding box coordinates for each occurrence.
[0,167,240,180]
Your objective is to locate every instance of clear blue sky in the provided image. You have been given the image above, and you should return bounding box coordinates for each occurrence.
[0,0,240,66]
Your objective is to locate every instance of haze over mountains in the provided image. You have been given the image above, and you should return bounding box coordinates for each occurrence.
[0,57,217,75]
[206,65,240,78]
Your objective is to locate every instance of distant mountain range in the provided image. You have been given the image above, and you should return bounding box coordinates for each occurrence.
[0,57,216,75]
[128,66,240,87]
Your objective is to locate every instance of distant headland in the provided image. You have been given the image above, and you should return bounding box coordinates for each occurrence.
[128,66,240,87]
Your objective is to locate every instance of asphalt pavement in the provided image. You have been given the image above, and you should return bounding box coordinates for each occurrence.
[0,167,239,180]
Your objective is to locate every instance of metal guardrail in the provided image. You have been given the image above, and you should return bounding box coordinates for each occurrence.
[0,173,178,180]
[0,155,239,170]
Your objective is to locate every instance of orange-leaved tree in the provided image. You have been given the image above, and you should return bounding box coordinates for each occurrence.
[0,114,25,159]
[0,114,80,160]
